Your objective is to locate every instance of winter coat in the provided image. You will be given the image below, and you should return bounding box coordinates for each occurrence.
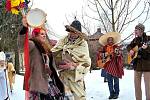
[20,27,64,95]
[127,33,150,72]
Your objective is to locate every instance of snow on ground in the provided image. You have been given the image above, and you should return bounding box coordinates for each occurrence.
[9,69,146,100]
[85,69,145,100]
[9,75,25,100]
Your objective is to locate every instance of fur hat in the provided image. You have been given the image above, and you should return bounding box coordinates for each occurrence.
[66,20,82,32]
[65,20,88,40]
[135,23,145,32]
[99,32,121,46]
[70,20,82,32]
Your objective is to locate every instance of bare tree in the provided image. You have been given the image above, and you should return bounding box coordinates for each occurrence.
[81,7,93,35]
[84,0,150,33]
[64,10,93,35]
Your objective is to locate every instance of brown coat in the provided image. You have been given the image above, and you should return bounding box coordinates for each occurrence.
[127,33,150,72]
[20,27,64,95]
[29,40,49,94]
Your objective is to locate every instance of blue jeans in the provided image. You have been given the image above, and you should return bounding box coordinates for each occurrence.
[107,73,119,96]
[101,69,107,77]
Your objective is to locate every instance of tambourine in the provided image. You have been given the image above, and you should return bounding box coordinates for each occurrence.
[26,8,47,28]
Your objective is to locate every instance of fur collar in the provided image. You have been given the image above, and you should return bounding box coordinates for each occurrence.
[30,38,51,54]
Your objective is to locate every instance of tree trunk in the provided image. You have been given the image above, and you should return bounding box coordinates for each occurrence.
[14,48,20,74]
[111,0,115,32]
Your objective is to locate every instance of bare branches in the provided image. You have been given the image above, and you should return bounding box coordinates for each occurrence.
[96,0,111,24]
[103,0,111,9]
[81,7,91,35]
[128,0,141,15]
[94,0,108,32]
[118,0,130,32]
[84,0,150,33]
[87,0,97,12]
[124,2,147,25]
[142,1,150,23]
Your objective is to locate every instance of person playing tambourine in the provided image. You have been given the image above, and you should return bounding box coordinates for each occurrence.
[20,13,65,100]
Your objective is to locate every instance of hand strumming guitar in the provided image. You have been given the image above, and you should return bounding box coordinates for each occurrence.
[142,43,148,49]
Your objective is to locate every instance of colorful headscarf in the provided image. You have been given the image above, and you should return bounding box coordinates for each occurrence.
[32,28,41,37]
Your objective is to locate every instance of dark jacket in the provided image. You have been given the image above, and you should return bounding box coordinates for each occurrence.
[20,27,64,95]
[127,33,150,71]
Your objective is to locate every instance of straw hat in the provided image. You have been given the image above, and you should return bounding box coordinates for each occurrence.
[99,32,121,46]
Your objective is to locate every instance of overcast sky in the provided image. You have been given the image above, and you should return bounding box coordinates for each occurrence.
[32,0,85,39]
[31,0,150,41]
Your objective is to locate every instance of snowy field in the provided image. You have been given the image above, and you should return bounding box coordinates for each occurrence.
[8,69,146,100]
[85,69,145,100]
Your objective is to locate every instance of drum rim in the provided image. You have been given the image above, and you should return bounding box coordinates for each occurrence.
[26,8,47,28]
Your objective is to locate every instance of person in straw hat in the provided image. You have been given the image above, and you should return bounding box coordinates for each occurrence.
[51,19,91,100]
[127,23,150,100]
[99,32,124,99]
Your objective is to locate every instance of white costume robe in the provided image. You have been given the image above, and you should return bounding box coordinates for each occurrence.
[0,51,8,100]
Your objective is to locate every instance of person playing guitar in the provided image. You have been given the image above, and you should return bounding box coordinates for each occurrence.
[98,32,124,99]
[127,23,150,100]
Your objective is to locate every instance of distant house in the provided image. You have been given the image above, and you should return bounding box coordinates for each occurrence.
[88,28,103,69]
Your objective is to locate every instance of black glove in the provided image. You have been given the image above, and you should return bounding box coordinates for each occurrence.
[20,26,28,35]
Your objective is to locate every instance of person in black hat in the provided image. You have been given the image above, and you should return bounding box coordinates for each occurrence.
[52,20,91,100]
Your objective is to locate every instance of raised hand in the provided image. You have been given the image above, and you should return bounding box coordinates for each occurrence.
[22,16,28,27]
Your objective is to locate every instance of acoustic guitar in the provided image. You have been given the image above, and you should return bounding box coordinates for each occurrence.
[97,45,121,68]
[128,41,150,65]
[127,46,138,64]
[97,52,111,68]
